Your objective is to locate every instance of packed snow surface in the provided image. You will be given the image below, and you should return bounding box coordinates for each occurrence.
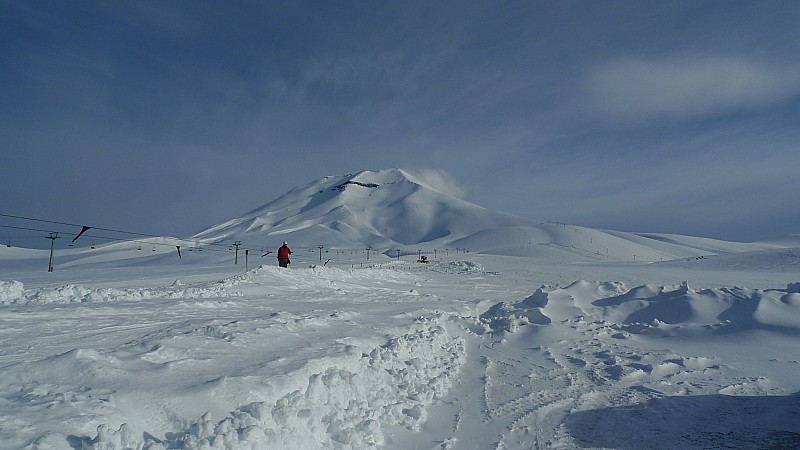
[2,246,800,449]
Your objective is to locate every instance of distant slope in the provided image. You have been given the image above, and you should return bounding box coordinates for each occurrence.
[451,224,735,262]
[755,234,800,247]
[630,232,785,254]
[188,168,797,261]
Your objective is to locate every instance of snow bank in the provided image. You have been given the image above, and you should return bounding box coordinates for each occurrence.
[85,317,465,449]
[0,280,24,303]
[430,260,485,274]
[0,280,238,305]
[224,264,421,289]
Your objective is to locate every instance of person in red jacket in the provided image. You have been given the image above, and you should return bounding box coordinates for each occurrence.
[277,241,292,267]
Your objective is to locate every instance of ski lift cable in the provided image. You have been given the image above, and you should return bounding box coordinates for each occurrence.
[1,214,455,257]
[1,216,456,262]
[0,213,234,250]
[0,213,315,254]
[0,223,60,234]
[75,233,232,254]
[0,223,233,254]
[0,213,154,238]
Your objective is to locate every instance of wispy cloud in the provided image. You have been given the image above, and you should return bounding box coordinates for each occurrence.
[409,168,468,199]
[582,57,800,125]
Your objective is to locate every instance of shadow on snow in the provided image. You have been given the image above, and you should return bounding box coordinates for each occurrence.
[566,391,800,449]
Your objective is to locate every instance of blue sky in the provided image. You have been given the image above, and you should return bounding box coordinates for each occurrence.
[2,0,799,246]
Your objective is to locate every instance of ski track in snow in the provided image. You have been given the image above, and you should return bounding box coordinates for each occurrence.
[1,257,800,449]
[398,277,800,450]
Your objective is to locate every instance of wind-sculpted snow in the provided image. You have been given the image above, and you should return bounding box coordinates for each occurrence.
[480,280,800,336]
[85,317,465,450]
[0,279,237,305]
[457,278,800,449]
[3,253,800,449]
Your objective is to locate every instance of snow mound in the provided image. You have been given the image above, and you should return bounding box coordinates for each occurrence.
[430,260,485,274]
[485,280,800,336]
[479,299,551,334]
[86,317,466,450]
[0,280,24,303]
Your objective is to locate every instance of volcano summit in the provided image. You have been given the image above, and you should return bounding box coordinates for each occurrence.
[192,168,536,250]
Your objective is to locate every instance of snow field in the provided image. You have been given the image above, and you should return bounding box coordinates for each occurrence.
[1,265,466,449]
[2,254,799,449]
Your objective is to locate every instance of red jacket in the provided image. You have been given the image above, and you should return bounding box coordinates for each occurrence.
[277,245,292,258]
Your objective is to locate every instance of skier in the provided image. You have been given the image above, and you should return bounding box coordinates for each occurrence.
[277,241,292,267]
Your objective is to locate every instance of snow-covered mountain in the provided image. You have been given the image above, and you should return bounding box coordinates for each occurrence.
[9,167,794,272]
[190,168,791,261]
[192,168,537,249]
